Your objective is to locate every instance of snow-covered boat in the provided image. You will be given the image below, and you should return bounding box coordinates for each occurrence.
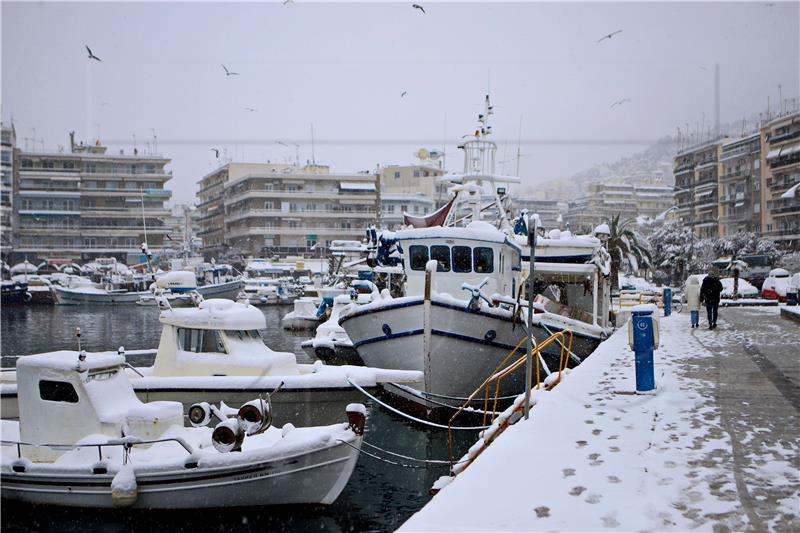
[137,272,244,307]
[1,297,421,426]
[11,275,56,304]
[281,287,347,330]
[338,96,611,415]
[301,293,370,366]
[54,285,151,305]
[0,350,365,509]
[0,281,30,305]
[237,279,297,306]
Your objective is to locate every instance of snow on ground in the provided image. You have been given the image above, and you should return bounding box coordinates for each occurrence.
[781,305,800,319]
[401,310,798,532]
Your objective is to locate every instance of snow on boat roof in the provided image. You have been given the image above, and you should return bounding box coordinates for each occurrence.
[395,221,520,249]
[159,298,265,330]
[16,351,125,372]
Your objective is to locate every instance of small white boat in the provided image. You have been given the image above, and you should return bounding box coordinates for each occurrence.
[302,294,365,366]
[282,287,347,330]
[1,298,421,426]
[0,350,365,509]
[237,279,297,306]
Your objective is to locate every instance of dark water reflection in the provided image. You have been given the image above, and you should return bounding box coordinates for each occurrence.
[1,304,476,531]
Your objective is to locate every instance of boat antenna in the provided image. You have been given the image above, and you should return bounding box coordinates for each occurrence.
[140,187,152,273]
[310,123,316,166]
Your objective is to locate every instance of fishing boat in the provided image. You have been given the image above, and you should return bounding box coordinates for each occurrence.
[338,96,612,415]
[0,280,30,305]
[1,297,420,426]
[237,279,297,306]
[0,350,365,509]
[281,286,347,330]
[11,275,56,304]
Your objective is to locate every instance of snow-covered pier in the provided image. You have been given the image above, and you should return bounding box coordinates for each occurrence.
[401,307,799,531]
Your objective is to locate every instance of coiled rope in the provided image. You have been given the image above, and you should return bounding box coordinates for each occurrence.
[346,378,489,431]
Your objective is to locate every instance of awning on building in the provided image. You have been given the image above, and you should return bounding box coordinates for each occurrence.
[695,189,714,198]
[339,182,376,191]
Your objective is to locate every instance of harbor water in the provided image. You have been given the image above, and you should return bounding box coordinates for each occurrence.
[1,305,476,532]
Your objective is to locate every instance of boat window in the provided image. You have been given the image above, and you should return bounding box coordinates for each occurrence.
[409,245,429,271]
[39,380,79,403]
[510,248,521,271]
[452,246,472,273]
[473,247,494,273]
[430,245,451,272]
[177,328,227,354]
[230,330,261,341]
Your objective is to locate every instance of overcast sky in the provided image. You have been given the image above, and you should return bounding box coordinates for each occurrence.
[2,1,798,204]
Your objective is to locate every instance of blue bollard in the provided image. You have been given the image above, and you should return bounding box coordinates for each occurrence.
[629,310,657,392]
[662,287,672,317]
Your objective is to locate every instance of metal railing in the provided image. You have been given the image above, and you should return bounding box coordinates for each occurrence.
[446,329,574,468]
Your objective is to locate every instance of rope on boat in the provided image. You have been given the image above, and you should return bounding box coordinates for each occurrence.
[541,323,582,365]
[346,378,489,431]
[388,383,506,414]
[389,382,520,402]
[337,439,469,468]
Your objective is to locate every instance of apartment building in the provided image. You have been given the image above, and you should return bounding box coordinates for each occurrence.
[1,123,15,256]
[762,110,800,246]
[381,193,435,230]
[564,182,674,232]
[11,134,172,263]
[673,140,723,238]
[379,164,447,207]
[718,133,762,236]
[196,162,379,259]
[512,197,567,229]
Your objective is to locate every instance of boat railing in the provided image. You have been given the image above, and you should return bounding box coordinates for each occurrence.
[447,329,573,467]
[2,436,195,465]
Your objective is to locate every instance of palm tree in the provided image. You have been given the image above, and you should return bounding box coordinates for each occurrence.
[605,214,653,290]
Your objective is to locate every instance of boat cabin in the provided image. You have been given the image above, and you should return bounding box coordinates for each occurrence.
[16,352,183,462]
[152,299,300,377]
[395,221,522,298]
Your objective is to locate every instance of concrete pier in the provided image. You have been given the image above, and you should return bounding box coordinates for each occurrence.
[401,307,799,531]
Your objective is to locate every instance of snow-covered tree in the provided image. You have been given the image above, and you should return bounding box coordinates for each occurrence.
[606,214,652,289]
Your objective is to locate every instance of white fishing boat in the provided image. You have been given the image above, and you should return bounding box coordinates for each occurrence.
[0,350,365,509]
[54,258,153,305]
[1,297,421,426]
[237,279,297,306]
[137,271,244,307]
[281,286,346,330]
[301,290,377,366]
[338,96,612,415]
[11,275,55,304]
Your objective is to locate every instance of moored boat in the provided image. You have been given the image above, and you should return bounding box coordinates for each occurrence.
[0,350,365,509]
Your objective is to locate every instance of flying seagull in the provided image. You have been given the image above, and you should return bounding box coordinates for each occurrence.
[283,0,293,4]
[401,91,407,98]
[221,64,239,76]
[610,98,630,109]
[412,4,425,14]
[597,30,622,43]
[210,148,220,158]
[85,45,101,61]
[244,107,257,112]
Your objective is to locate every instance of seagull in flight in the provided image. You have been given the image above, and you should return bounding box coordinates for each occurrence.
[283,0,293,4]
[610,98,630,109]
[244,107,257,112]
[412,4,425,14]
[85,45,101,61]
[597,30,622,43]
[222,64,239,76]
[401,91,407,98]
[210,148,220,158]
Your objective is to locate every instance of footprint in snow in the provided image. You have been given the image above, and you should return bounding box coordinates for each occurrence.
[664,460,678,469]
[569,486,586,496]
[657,477,673,486]
[606,475,622,484]
[601,514,620,527]
[534,506,550,518]
[585,420,594,424]
[609,446,620,453]
[592,429,602,436]
[585,493,602,504]
[562,468,576,477]
[576,440,588,448]
[607,435,619,440]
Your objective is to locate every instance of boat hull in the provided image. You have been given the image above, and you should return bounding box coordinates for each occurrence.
[54,287,150,305]
[1,435,361,509]
[340,297,603,404]
[196,280,244,301]
[301,340,365,366]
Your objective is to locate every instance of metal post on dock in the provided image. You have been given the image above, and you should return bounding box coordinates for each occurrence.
[423,260,436,410]
[525,214,538,420]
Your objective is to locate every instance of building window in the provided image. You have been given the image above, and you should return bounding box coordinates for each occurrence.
[264,201,274,210]
[264,183,273,191]
[288,220,299,228]
[387,205,395,213]
[394,171,400,179]
[413,171,420,177]
[401,205,408,212]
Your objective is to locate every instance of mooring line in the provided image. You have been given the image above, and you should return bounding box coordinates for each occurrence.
[346,378,489,430]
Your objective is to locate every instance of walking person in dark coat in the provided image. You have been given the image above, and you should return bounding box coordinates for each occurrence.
[700,267,724,329]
